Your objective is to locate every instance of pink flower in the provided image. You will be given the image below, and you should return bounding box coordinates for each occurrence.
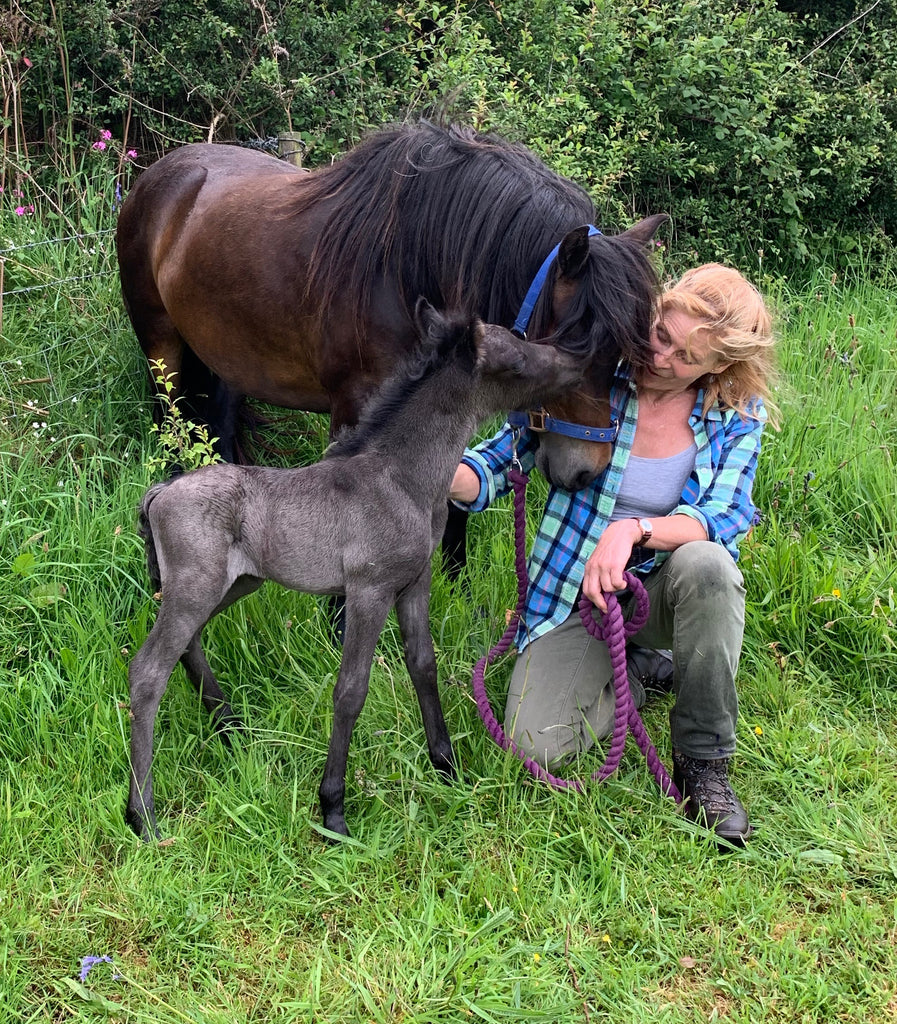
[15,206,25,215]
[92,140,106,151]
[23,56,32,69]
[126,149,138,159]
[101,129,112,140]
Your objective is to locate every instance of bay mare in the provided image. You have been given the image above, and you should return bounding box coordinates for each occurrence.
[116,120,666,568]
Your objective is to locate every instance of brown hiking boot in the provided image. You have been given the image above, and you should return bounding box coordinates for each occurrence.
[627,646,674,696]
[673,751,752,846]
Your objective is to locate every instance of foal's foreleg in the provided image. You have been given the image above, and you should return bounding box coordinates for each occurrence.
[318,592,392,837]
[395,570,457,780]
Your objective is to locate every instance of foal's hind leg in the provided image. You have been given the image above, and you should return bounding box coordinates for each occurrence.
[180,635,243,738]
[395,568,457,780]
[179,575,263,737]
[318,589,393,837]
[127,604,208,839]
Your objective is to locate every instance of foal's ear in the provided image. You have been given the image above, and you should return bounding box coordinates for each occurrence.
[474,323,525,376]
[413,296,443,341]
[619,212,670,246]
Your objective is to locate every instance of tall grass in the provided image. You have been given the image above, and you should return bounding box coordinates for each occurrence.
[1,175,896,1021]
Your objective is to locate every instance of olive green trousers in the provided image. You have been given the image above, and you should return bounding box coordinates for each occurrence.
[504,541,746,768]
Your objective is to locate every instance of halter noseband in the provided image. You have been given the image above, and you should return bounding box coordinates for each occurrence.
[507,410,619,444]
[511,225,616,445]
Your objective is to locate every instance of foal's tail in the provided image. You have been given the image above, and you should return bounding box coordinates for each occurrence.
[138,481,171,594]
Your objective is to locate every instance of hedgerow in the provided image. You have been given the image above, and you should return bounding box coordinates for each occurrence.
[4,0,895,276]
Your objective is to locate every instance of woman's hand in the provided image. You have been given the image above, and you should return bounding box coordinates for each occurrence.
[581,518,643,613]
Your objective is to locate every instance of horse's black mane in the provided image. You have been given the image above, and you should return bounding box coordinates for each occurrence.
[324,308,479,460]
[287,120,656,366]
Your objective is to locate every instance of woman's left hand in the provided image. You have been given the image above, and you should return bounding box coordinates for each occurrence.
[581,519,643,613]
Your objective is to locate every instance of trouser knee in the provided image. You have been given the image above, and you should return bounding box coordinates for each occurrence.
[663,542,745,620]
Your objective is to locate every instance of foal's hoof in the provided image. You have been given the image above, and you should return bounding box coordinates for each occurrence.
[212,710,245,745]
[125,805,161,843]
[320,815,351,843]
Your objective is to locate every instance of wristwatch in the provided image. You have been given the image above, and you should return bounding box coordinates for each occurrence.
[632,517,653,544]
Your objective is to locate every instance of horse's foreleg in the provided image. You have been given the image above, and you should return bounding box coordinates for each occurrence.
[127,608,202,840]
[318,591,392,837]
[395,570,457,781]
[441,503,469,580]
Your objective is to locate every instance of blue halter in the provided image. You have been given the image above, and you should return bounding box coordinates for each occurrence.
[512,224,602,337]
[510,224,617,445]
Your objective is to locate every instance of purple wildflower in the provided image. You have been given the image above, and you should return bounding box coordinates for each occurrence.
[92,140,107,151]
[79,954,119,982]
[126,149,138,159]
[100,129,112,140]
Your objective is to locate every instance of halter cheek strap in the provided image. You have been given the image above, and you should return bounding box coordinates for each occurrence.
[512,224,602,338]
[511,225,614,445]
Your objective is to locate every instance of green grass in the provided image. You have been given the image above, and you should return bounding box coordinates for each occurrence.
[1,190,896,1022]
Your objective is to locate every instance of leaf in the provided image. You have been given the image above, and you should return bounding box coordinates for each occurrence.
[29,582,67,606]
[12,552,36,576]
[58,977,122,1013]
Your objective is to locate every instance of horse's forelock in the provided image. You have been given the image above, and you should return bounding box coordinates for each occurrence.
[531,233,658,367]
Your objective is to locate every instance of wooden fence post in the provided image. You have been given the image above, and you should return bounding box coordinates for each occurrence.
[277,132,305,167]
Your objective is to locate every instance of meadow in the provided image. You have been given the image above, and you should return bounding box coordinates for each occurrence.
[1,173,896,1022]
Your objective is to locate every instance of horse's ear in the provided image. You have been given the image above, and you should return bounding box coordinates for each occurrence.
[556,225,591,280]
[619,212,670,246]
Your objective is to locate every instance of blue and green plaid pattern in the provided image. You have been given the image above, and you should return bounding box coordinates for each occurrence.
[458,363,766,650]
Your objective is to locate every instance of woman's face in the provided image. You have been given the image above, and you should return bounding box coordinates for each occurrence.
[639,309,731,393]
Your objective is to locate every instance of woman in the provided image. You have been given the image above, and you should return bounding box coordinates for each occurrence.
[450,263,777,845]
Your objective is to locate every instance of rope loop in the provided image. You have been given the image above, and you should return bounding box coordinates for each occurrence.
[471,468,682,803]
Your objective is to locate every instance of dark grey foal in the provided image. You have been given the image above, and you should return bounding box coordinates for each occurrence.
[126,299,582,839]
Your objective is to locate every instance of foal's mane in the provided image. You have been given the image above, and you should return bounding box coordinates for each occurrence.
[284,120,656,365]
[324,309,478,460]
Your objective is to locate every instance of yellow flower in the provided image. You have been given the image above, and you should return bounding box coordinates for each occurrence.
[533,953,541,963]
[832,588,842,598]
[754,726,763,736]
[602,934,611,943]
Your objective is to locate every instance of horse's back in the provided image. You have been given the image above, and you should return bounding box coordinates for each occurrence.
[116,143,330,410]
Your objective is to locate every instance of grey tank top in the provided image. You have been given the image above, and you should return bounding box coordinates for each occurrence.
[611,443,697,522]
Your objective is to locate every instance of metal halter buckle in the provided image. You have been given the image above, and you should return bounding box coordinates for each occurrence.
[526,408,548,432]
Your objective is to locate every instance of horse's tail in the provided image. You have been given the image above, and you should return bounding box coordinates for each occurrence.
[138,481,171,594]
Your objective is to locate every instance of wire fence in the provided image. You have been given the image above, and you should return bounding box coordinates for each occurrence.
[0,226,145,439]
[0,229,116,297]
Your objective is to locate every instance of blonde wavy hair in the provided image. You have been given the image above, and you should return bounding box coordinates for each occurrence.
[660,263,779,425]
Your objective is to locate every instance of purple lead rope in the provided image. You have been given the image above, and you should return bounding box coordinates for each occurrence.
[471,466,682,803]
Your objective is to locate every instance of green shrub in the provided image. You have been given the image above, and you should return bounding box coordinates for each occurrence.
[7,0,896,276]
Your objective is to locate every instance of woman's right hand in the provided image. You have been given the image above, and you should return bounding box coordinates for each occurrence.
[581,518,642,613]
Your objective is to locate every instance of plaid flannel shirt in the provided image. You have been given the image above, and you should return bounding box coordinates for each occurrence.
[457,362,766,651]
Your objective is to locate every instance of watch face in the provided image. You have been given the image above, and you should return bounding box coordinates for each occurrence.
[639,518,653,537]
